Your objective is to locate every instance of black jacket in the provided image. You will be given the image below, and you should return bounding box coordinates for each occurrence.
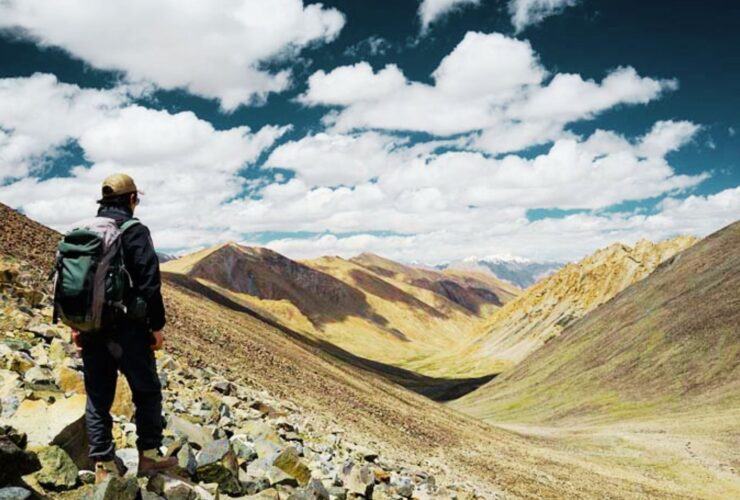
[97,205,166,331]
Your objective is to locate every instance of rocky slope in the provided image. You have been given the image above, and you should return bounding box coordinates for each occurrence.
[0,258,479,499]
[417,235,698,378]
[162,245,518,379]
[0,203,58,280]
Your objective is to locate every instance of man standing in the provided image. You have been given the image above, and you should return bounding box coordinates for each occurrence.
[72,173,176,482]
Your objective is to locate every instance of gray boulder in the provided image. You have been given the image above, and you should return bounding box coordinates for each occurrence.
[93,476,139,500]
[0,487,32,500]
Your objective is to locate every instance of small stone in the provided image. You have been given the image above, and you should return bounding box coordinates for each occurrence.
[326,486,347,500]
[0,486,32,500]
[272,447,311,487]
[390,474,414,498]
[110,375,135,419]
[239,420,282,458]
[210,380,232,395]
[303,477,330,499]
[93,476,139,500]
[371,467,390,484]
[79,469,96,484]
[0,395,21,419]
[47,338,69,365]
[169,415,213,449]
[231,435,258,463]
[55,365,85,394]
[26,323,57,341]
[0,369,20,398]
[1,339,31,353]
[147,474,198,500]
[247,458,298,487]
[115,448,139,478]
[196,438,241,495]
[240,475,271,495]
[28,344,50,367]
[35,445,79,491]
[176,442,198,478]
[341,461,374,497]
[2,352,34,374]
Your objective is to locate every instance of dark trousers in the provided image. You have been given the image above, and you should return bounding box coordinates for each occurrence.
[81,322,163,461]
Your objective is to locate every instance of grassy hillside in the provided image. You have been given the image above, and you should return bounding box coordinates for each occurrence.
[452,220,739,425]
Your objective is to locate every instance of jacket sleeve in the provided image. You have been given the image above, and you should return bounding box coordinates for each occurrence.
[122,223,166,331]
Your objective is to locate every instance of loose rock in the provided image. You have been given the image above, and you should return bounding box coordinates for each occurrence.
[35,445,79,491]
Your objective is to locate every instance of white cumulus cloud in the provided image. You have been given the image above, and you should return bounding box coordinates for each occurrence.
[509,0,578,33]
[0,0,345,110]
[418,0,481,31]
[0,74,288,247]
[264,187,740,263]
[300,32,676,154]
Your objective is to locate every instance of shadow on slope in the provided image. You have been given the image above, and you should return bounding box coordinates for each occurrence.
[163,271,495,402]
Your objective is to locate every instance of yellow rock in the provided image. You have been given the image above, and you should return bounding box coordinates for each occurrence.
[55,366,85,394]
[3,352,34,374]
[111,374,135,419]
[48,338,70,365]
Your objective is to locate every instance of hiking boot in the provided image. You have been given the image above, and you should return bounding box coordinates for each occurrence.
[137,449,178,477]
[94,457,128,484]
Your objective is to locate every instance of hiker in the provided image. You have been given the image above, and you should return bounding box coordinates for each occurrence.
[60,173,177,482]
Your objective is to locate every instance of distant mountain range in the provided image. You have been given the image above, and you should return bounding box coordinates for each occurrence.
[436,255,563,288]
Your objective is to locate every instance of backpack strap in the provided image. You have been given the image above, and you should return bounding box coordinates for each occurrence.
[119,218,140,233]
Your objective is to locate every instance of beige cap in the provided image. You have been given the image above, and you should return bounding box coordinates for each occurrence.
[100,173,142,199]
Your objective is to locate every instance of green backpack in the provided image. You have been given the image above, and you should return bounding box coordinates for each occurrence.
[52,216,140,333]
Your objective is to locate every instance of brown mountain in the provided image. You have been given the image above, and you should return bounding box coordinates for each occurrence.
[163,244,518,379]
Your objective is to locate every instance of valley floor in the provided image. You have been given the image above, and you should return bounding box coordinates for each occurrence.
[493,410,740,499]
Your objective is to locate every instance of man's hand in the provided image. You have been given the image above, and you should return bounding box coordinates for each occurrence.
[150,330,164,351]
[71,330,83,352]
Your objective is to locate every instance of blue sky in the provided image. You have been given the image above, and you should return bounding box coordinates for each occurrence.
[0,0,737,263]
